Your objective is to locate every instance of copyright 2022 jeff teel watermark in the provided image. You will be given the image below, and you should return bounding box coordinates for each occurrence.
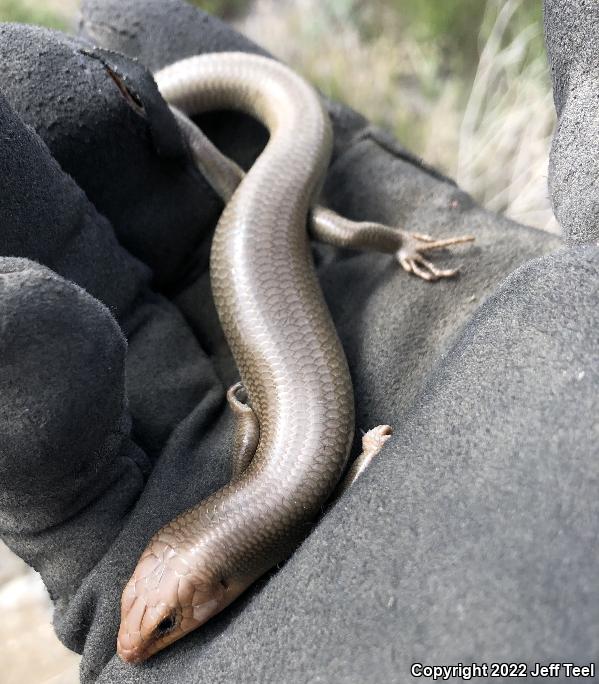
[410,662,596,680]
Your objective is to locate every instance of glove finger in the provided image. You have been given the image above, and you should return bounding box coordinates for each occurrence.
[545,0,599,244]
[80,0,266,73]
[0,23,217,289]
[0,257,149,596]
[0,64,220,456]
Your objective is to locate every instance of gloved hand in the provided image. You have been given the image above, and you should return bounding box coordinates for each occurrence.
[1,2,597,683]
[545,0,599,245]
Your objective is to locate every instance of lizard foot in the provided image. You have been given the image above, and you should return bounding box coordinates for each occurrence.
[396,231,475,281]
[337,425,394,493]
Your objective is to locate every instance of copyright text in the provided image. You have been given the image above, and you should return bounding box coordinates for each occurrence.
[410,662,595,680]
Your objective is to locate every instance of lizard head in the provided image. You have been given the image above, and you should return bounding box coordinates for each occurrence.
[116,540,247,664]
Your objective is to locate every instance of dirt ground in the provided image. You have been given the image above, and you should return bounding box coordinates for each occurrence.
[0,541,81,684]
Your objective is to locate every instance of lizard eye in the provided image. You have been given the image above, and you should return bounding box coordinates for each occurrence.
[155,614,176,636]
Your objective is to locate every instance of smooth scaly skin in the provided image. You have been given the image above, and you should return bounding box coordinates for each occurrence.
[117,53,355,663]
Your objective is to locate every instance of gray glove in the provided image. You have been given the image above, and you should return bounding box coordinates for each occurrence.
[545,0,599,244]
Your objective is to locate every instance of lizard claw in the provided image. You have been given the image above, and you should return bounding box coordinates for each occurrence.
[396,232,474,282]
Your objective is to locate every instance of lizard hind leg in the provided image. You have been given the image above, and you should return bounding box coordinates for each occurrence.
[311,206,475,283]
[226,382,260,481]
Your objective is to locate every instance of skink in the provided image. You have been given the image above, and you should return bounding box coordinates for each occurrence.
[117,52,473,663]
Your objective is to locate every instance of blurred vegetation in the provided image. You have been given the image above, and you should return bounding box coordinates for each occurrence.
[189,0,250,20]
[0,0,545,76]
[305,0,545,85]
[192,0,544,73]
[358,0,544,70]
[0,0,66,29]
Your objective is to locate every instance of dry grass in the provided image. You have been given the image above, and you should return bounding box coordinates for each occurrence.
[455,0,557,231]
[23,0,78,21]
[0,0,76,29]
